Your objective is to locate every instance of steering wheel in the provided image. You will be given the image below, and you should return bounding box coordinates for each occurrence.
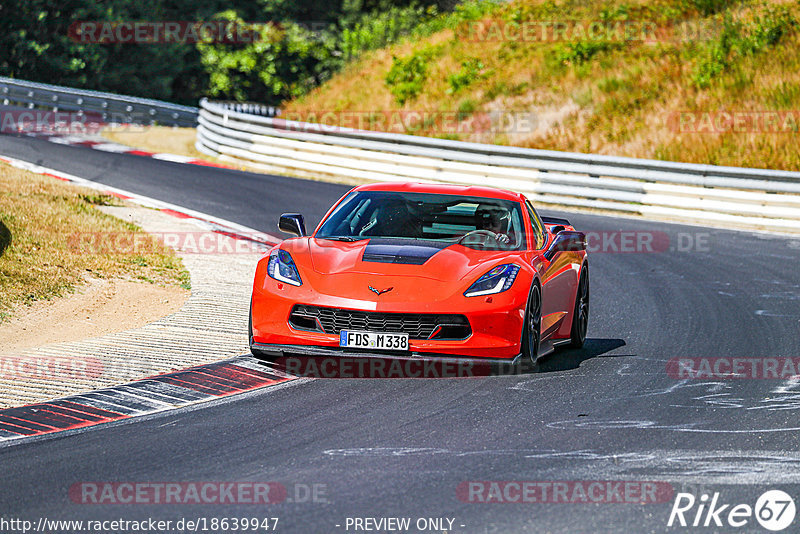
[458,229,502,247]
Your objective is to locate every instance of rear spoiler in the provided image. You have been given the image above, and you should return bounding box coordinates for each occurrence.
[541,216,572,226]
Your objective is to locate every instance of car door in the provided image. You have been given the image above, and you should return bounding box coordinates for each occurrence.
[526,201,575,340]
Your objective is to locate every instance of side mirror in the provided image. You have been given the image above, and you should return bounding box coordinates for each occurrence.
[550,225,565,235]
[278,213,306,237]
[543,231,586,261]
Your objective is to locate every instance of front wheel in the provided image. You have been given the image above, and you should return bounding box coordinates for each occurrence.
[567,263,589,349]
[248,300,252,339]
[520,283,541,371]
[248,300,258,356]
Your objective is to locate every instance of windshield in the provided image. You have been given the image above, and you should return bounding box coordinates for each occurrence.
[316,191,527,251]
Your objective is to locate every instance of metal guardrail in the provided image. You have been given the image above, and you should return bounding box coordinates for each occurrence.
[196,99,800,232]
[208,101,280,118]
[0,76,198,127]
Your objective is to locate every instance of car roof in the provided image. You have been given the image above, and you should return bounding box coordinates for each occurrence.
[352,182,525,202]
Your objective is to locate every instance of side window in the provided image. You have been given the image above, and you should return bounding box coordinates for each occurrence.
[525,200,546,249]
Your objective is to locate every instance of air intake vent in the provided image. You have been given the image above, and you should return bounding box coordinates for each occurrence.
[289,305,471,340]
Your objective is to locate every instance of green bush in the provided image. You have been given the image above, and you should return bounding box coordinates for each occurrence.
[691,28,732,89]
[553,40,620,66]
[197,14,335,103]
[737,6,797,55]
[686,0,730,17]
[691,6,797,89]
[597,76,629,93]
[385,46,441,105]
[767,82,800,109]
[447,58,486,94]
[340,5,438,62]
[457,98,477,115]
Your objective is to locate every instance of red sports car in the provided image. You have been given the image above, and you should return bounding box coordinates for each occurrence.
[249,182,588,369]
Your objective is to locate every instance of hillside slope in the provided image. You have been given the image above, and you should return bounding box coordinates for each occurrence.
[284,0,800,170]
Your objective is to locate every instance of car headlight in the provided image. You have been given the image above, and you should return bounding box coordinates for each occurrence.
[267,250,302,286]
[464,264,520,297]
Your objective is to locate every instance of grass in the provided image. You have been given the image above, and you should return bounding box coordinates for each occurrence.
[0,163,190,322]
[283,0,800,171]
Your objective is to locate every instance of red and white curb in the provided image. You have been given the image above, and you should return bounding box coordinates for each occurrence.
[0,153,282,249]
[0,152,294,443]
[27,132,233,168]
[0,356,297,443]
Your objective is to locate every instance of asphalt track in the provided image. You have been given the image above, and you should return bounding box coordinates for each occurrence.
[2,133,800,533]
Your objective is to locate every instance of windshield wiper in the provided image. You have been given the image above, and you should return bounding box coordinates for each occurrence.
[322,236,365,242]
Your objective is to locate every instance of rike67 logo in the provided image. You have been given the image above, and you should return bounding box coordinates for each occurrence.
[668,490,796,531]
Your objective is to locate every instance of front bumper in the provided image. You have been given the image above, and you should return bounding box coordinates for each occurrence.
[250,342,523,378]
[251,295,527,359]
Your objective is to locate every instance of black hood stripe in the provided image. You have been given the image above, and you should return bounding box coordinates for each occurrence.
[361,239,451,265]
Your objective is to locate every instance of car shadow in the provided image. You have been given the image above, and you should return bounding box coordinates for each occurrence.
[534,337,628,374]
[0,219,11,259]
[246,338,629,379]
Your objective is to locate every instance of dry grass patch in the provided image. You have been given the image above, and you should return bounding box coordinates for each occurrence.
[0,163,190,322]
[102,126,203,158]
[282,0,800,170]
[102,126,240,168]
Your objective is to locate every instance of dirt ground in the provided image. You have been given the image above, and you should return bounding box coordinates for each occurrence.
[0,275,188,354]
[103,126,220,161]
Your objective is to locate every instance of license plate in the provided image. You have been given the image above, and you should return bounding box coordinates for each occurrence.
[339,330,409,351]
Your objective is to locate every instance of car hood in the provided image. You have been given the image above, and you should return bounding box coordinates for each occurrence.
[290,238,509,283]
[269,238,523,306]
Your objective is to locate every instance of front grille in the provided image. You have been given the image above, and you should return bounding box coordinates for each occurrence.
[289,305,471,340]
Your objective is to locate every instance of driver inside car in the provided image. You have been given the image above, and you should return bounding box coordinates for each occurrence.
[475,205,513,245]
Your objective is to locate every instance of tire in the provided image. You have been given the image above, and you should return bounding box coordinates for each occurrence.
[520,282,542,371]
[248,300,257,356]
[567,263,589,349]
[248,300,253,339]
